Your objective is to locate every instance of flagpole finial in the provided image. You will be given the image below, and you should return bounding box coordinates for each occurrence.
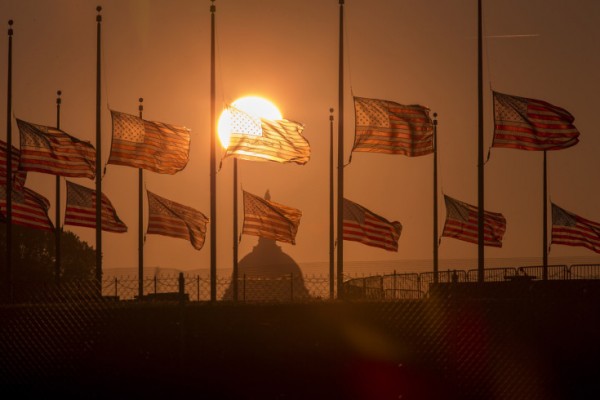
[96,6,102,21]
[139,97,144,113]
[433,112,438,125]
[210,0,215,13]
[57,90,62,105]
[8,19,13,36]
[329,108,334,121]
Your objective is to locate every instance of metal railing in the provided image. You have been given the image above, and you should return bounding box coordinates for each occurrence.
[4,264,600,305]
[343,264,600,300]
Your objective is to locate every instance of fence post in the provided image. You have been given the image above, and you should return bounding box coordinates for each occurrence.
[393,270,397,299]
[114,277,118,298]
[154,275,157,294]
[178,272,185,302]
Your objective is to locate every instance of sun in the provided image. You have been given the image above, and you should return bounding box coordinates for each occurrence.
[217,96,282,148]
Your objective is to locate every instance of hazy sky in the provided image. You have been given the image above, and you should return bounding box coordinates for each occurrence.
[1,0,599,273]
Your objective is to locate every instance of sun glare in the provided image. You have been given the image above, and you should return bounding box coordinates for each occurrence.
[217,96,282,148]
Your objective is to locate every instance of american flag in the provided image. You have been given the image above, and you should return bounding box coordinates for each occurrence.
[146,190,209,250]
[242,190,302,244]
[442,195,506,247]
[63,181,127,233]
[225,105,310,165]
[343,198,402,252]
[0,185,54,231]
[352,96,433,157]
[1,139,26,190]
[492,91,580,151]
[17,119,96,179]
[108,110,190,174]
[551,203,600,254]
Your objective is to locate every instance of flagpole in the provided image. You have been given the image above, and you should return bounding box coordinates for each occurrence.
[542,151,548,280]
[209,0,217,302]
[95,6,103,288]
[336,0,345,299]
[5,19,14,302]
[233,158,238,301]
[329,108,334,300]
[55,90,62,285]
[138,97,144,299]
[433,113,439,284]
[477,0,485,282]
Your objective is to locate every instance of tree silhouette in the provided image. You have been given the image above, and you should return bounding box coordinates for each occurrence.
[0,223,96,282]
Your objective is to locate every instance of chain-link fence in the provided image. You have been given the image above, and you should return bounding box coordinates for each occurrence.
[4,264,600,305]
[1,265,599,397]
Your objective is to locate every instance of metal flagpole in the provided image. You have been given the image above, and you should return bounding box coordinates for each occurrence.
[433,113,439,284]
[336,0,345,299]
[543,151,548,280]
[5,20,14,302]
[55,90,62,285]
[329,108,334,299]
[233,158,238,301]
[209,0,217,301]
[95,6,103,288]
[138,97,144,299]
[477,0,485,282]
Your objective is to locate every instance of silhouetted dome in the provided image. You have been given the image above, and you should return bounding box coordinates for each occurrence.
[222,237,311,302]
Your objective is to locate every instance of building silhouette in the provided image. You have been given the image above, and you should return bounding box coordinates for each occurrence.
[222,236,311,302]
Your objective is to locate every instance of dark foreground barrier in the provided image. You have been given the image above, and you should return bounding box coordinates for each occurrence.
[1,282,600,399]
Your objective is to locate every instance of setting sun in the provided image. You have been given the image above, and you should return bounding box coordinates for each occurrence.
[217,96,282,148]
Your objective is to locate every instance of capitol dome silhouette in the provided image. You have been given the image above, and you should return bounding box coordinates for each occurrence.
[222,237,311,302]
[222,191,311,302]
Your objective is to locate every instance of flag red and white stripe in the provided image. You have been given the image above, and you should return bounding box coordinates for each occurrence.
[0,185,54,231]
[225,105,310,165]
[64,181,127,233]
[442,195,506,247]
[108,110,191,174]
[343,198,402,252]
[492,91,580,151]
[17,119,96,179]
[242,190,302,244]
[146,190,209,250]
[1,139,26,190]
[352,96,433,157]
[551,203,600,254]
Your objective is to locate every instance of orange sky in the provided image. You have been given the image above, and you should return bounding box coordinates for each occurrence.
[1,0,600,274]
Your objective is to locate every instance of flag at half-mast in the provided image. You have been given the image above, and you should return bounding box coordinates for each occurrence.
[442,195,506,247]
[551,203,600,254]
[0,185,54,231]
[492,91,580,151]
[352,96,434,157]
[343,198,402,252]
[108,110,191,174]
[63,180,127,233]
[224,105,310,165]
[16,119,96,179]
[1,139,26,190]
[146,190,209,250]
[242,190,302,244]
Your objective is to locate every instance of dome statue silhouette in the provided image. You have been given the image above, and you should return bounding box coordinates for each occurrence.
[222,190,311,302]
